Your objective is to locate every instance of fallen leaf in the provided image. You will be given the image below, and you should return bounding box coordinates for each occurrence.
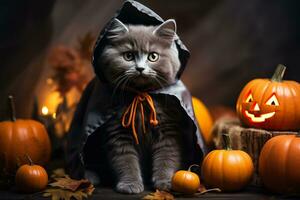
[43,188,88,200]
[44,174,95,200]
[143,189,174,200]
[50,177,91,191]
[77,32,96,60]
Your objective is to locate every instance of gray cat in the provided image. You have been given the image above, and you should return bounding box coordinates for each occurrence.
[66,1,206,195]
[98,19,184,194]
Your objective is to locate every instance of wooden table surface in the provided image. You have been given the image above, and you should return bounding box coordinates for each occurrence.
[1,186,299,200]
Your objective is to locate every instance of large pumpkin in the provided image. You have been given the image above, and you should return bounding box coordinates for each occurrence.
[201,135,254,191]
[236,64,300,130]
[0,96,51,173]
[259,134,300,194]
[192,97,214,146]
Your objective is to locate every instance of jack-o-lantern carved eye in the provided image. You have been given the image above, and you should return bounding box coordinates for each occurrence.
[265,94,279,106]
[245,93,253,103]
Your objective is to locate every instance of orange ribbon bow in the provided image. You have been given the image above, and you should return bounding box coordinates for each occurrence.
[121,92,158,144]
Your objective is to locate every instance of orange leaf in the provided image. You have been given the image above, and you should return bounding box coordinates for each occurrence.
[143,189,175,200]
[44,174,95,200]
[43,188,88,200]
[50,177,92,192]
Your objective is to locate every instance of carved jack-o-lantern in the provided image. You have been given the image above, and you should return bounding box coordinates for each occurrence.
[236,65,300,131]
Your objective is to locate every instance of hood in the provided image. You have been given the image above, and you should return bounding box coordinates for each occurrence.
[92,0,190,82]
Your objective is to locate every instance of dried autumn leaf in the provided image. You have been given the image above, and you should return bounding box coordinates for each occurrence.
[43,188,88,200]
[143,189,174,200]
[48,46,81,70]
[84,184,95,196]
[49,176,92,192]
[44,175,95,200]
[77,32,96,60]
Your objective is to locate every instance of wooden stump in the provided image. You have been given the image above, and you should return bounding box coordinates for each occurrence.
[212,117,298,186]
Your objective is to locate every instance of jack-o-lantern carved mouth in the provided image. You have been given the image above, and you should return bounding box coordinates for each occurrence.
[245,111,275,123]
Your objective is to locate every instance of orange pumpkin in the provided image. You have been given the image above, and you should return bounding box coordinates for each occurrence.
[192,97,214,146]
[172,165,201,194]
[259,134,300,194]
[201,135,254,191]
[236,64,300,130]
[15,156,48,193]
[0,96,51,173]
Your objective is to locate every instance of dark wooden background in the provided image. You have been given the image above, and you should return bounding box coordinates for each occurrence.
[1,0,300,119]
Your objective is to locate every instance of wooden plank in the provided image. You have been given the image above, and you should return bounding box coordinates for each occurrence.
[0,186,298,200]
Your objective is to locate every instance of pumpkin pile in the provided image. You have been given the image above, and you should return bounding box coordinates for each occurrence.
[235,64,300,194]
[0,96,51,174]
[0,96,51,193]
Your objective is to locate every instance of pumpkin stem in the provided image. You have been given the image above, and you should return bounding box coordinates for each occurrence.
[271,64,286,82]
[25,154,33,166]
[8,96,16,122]
[222,134,232,150]
[188,164,200,172]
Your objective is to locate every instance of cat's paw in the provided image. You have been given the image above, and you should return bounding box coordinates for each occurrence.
[153,180,172,191]
[116,181,144,194]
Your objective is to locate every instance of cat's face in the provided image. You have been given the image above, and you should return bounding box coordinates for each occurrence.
[99,19,181,91]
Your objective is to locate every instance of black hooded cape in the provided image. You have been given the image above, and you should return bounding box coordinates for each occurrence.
[66,0,207,180]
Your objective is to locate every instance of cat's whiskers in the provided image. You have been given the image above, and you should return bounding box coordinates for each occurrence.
[112,74,130,101]
[155,71,169,84]
[120,75,134,104]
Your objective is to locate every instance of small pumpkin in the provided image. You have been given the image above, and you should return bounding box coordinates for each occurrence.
[201,134,254,191]
[259,134,300,194]
[236,64,300,130]
[192,97,214,146]
[172,165,201,194]
[0,96,51,173]
[15,155,48,193]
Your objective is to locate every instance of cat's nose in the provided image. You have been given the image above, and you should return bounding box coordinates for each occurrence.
[136,67,145,73]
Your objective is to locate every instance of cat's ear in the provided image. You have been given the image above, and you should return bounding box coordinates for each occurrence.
[153,19,177,41]
[106,19,129,40]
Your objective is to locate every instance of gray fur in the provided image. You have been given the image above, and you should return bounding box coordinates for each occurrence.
[100,19,180,91]
[97,19,183,194]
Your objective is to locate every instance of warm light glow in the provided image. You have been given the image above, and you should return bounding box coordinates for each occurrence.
[42,91,62,114]
[46,78,54,85]
[52,113,57,119]
[253,103,260,111]
[42,106,49,115]
[245,111,275,122]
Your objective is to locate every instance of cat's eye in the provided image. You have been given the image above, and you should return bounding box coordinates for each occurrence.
[148,52,159,62]
[266,94,279,106]
[123,52,134,61]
